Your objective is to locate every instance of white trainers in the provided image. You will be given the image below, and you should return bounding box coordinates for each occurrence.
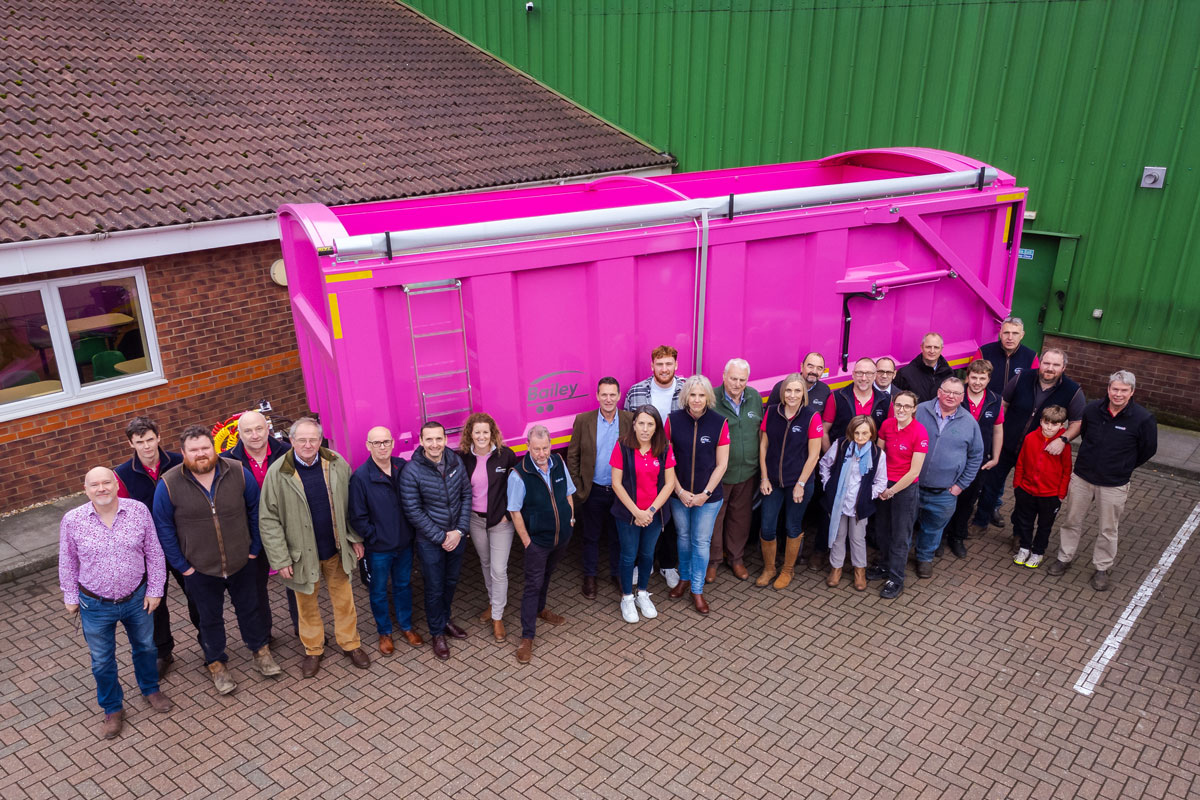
[635,590,658,619]
[1014,548,1030,566]
[661,567,681,589]
[1025,553,1044,569]
[620,595,639,623]
[631,567,639,588]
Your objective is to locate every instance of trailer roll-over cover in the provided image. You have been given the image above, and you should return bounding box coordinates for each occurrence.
[279,147,1025,460]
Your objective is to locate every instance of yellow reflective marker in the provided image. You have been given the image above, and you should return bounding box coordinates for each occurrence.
[326,270,373,284]
[328,293,343,339]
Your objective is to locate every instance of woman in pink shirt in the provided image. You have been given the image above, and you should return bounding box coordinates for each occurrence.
[610,405,676,624]
[458,412,518,642]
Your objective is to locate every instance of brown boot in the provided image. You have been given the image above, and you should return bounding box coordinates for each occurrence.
[252,645,283,676]
[100,710,124,739]
[773,535,803,590]
[492,619,506,642]
[669,580,691,599]
[755,539,777,587]
[378,634,395,655]
[516,638,534,664]
[207,661,236,695]
[853,567,867,591]
[826,567,842,588]
[705,564,717,584]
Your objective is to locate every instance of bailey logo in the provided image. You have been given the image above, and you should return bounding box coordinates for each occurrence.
[527,370,587,414]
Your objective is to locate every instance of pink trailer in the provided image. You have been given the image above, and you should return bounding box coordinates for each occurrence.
[277,147,1026,463]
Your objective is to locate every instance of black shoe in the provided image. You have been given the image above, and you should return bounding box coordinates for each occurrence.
[444,621,468,640]
[865,565,888,582]
[988,510,1004,528]
[1090,570,1110,592]
[949,539,967,559]
[880,580,903,599]
[156,653,174,679]
[933,545,945,558]
[916,561,933,579]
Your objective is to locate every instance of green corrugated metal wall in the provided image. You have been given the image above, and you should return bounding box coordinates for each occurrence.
[405,0,1200,357]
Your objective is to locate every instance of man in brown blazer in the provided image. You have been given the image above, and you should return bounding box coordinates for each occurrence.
[567,377,634,599]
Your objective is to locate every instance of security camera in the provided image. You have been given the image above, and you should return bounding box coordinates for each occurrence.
[526,2,534,12]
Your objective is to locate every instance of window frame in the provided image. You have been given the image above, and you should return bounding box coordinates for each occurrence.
[0,266,166,422]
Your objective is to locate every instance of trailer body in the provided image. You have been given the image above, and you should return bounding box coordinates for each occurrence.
[278,147,1026,460]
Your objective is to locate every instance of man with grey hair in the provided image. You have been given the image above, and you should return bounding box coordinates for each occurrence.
[1049,370,1157,591]
[972,317,1039,395]
[260,416,368,678]
[710,357,762,581]
[508,425,576,665]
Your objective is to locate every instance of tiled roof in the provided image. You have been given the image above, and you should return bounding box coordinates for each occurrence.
[0,1,673,244]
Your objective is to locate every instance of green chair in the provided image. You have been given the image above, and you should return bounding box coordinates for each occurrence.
[73,335,108,367]
[91,350,127,380]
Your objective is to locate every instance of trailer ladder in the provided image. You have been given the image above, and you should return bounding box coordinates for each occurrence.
[404,279,472,433]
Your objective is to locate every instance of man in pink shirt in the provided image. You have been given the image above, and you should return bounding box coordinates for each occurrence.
[59,467,172,739]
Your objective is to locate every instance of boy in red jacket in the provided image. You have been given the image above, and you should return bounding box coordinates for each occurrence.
[1012,405,1072,568]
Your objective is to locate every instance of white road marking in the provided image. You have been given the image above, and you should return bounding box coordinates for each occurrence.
[1074,502,1200,696]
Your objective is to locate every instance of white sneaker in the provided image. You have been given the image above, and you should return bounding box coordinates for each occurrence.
[661,567,681,589]
[635,590,658,619]
[1025,553,1044,569]
[620,595,639,623]
[1014,548,1030,566]
[631,567,639,588]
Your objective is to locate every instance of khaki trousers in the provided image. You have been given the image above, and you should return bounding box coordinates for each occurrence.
[1055,474,1129,571]
[294,554,361,656]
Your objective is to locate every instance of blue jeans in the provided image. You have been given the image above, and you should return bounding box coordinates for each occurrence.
[365,548,414,636]
[615,517,662,595]
[78,582,159,713]
[916,487,958,563]
[759,478,815,541]
[670,498,723,594]
[414,535,467,638]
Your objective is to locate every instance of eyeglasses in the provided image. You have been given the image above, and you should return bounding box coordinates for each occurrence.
[293,437,322,445]
[893,403,915,410]
[877,370,895,375]
[939,389,964,397]
[852,371,876,377]
[368,439,394,448]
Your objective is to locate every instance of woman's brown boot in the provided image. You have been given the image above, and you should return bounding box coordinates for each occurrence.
[773,535,803,590]
[853,567,867,591]
[755,539,777,587]
[826,567,842,587]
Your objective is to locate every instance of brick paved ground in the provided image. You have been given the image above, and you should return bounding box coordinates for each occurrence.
[1,468,1198,799]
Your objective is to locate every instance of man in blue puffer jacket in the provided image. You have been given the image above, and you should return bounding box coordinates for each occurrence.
[399,421,473,661]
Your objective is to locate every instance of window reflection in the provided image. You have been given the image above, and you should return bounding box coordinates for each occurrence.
[58,277,151,384]
[0,290,63,404]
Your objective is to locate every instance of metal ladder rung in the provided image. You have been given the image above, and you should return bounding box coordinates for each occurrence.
[435,408,471,418]
[412,328,465,339]
[412,369,468,381]
[421,388,471,400]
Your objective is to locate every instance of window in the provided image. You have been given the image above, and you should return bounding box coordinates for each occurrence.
[0,267,164,421]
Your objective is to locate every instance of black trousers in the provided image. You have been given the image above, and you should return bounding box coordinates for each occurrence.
[521,536,570,640]
[183,560,269,665]
[1012,487,1061,555]
[873,482,920,586]
[654,516,678,570]
[945,472,986,544]
[579,486,620,578]
[254,554,299,639]
[153,564,201,659]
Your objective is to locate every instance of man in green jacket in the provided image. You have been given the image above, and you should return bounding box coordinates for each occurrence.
[708,358,763,582]
[259,417,368,678]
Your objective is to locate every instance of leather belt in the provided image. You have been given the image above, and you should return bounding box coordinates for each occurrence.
[78,574,146,604]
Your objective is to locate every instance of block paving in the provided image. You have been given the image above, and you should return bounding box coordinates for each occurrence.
[1,467,1198,799]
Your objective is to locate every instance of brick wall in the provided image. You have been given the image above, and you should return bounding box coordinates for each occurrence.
[0,241,312,512]
[1043,334,1200,423]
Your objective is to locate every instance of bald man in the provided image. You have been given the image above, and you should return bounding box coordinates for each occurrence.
[224,409,295,640]
[348,425,422,654]
[60,467,171,739]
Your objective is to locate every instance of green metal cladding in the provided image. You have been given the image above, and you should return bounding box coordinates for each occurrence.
[405,0,1200,358]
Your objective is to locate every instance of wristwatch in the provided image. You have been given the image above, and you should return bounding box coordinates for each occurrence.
[704,489,712,497]
[648,505,657,514]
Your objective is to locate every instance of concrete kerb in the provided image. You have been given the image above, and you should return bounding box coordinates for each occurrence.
[0,494,81,584]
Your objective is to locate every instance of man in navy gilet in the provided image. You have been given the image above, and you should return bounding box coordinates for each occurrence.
[971,317,1039,396]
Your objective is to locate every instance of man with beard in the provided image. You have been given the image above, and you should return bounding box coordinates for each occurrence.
[153,427,282,695]
[260,417,368,678]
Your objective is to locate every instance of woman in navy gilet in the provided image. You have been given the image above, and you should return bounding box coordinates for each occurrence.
[666,375,730,615]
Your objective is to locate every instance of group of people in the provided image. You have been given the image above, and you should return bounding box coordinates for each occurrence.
[59,317,1159,740]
